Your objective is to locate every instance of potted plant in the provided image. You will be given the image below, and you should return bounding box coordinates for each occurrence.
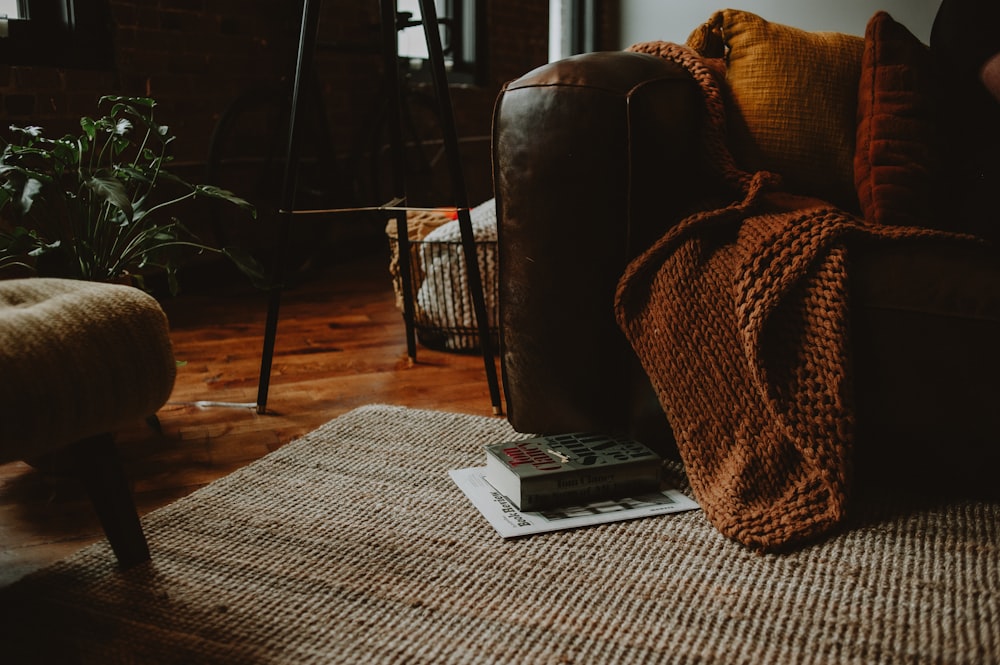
[0,95,261,293]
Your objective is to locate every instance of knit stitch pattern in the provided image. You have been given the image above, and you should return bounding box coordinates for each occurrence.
[615,42,951,550]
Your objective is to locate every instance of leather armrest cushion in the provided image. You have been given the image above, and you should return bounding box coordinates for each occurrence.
[493,51,702,447]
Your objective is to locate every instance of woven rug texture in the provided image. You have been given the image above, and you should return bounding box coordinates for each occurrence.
[1,404,997,664]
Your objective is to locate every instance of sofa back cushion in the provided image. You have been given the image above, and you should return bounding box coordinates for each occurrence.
[854,11,938,229]
[689,9,864,211]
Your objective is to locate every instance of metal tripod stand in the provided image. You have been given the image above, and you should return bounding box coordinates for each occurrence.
[254,0,501,416]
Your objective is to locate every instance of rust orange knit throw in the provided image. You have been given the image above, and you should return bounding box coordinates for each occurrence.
[615,42,941,551]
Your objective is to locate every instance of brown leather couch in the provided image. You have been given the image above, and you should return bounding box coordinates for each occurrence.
[492,47,1000,491]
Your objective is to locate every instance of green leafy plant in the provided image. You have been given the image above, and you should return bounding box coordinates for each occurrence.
[0,95,261,293]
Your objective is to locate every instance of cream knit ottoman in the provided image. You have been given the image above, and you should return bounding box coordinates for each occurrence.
[0,278,177,566]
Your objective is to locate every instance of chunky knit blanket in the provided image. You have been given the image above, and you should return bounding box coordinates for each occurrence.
[614,42,946,551]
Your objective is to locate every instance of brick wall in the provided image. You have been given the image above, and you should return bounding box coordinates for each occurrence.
[2,2,301,171]
[1,0,618,260]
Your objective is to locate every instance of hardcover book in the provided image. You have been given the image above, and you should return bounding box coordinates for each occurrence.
[483,433,662,511]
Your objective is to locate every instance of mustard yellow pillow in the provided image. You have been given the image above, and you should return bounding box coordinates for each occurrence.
[690,10,865,210]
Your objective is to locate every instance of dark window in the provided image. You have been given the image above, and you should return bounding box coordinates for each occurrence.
[0,0,115,70]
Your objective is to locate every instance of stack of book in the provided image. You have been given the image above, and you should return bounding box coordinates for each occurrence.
[449,432,700,538]
[483,433,663,511]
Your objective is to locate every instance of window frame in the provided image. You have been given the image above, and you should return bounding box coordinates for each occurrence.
[550,0,597,62]
[0,0,115,70]
[397,0,486,86]
[0,0,24,20]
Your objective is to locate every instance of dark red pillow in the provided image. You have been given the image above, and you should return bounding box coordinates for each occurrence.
[854,11,938,228]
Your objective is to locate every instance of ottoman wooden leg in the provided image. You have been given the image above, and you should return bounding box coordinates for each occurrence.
[68,434,151,568]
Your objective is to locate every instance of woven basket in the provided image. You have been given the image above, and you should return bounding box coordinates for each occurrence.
[385,205,498,353]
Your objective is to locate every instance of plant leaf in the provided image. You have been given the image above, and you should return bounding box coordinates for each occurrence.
[85,174,133,222]
[112,135,130,155]
[27,238,61,257]
[49,139,78,169]
[195,184,257,216]
[114,118,133,136]
[80,117,97,141]
[9,125,44,142]
[115,164,154,185]
[19,178,43,214]
[223,246,268,289]
[0,226,39,255]
[101,95,156,110]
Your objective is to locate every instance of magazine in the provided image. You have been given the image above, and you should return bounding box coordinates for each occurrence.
[449,467,700,538]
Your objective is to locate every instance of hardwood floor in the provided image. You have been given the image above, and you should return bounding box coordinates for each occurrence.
[0,244,503,588]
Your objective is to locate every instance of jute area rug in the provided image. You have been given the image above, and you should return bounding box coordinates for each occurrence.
[1,405,997,664]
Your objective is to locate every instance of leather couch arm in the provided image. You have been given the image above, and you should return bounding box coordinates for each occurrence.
[492,50,703,450]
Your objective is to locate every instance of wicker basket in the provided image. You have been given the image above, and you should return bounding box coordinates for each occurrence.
[386,205,498,353]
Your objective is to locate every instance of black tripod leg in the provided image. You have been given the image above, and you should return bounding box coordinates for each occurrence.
[380,0,418,360]
[256,0,322,414]
[418,0,502,415]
